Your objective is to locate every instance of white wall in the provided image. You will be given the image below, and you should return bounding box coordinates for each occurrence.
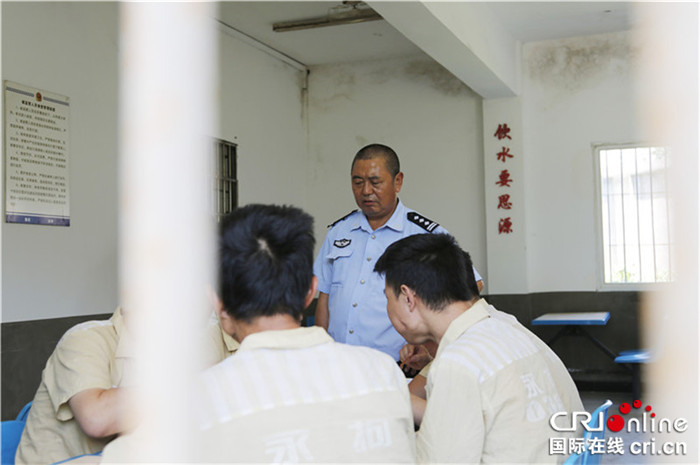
[216,25,308,208]
[521,31,645,293]
[306,55,487,278]
[1,5,310,323]
[483,98,528,294]
[1,4,648,322]
[1,2,120,322]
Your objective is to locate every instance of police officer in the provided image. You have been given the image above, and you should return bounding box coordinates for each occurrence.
[313,143,483,361]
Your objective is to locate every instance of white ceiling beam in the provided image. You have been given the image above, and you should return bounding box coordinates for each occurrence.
[369,1,520,99]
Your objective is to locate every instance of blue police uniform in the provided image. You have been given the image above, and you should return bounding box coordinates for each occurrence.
[313,199,482,360]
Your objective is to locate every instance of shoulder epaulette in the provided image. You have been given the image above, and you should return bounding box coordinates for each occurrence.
[407,212,440,233]
[328,209,358,228]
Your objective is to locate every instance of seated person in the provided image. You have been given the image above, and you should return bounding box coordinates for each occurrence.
[101,204,416,463]
[201,303,240,367]
[401,249,482,416]
[17,302,236,465]
[15,307,138,465]
[374,233,583,463]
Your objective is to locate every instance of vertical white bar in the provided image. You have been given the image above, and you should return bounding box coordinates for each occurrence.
[633,149,642,280]
[0,2,4,319]
[119,3,217,461]
[635,2,699,462]
[618,150,628,281]
[648,147,657,281]
[603,150,613,283]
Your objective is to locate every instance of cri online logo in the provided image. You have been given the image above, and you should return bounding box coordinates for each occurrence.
[551,399,688,434]
[607,399,687,433]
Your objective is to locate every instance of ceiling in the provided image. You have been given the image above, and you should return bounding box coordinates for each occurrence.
[215,1,635,67]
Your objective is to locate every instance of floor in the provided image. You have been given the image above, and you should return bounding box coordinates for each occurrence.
[579,390,654,465]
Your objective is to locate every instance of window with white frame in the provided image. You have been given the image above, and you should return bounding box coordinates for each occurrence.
[597,145,672,284]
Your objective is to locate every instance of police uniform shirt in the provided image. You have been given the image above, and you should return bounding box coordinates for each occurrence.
[416,299,583,464]
[16,308,133,465]
[190,326,416,463]
[314,199,482,360]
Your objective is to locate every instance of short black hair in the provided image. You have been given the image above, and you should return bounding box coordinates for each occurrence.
[463,250,481,297]
[218,204,315,322]
[352,143,401,177]
[374,233,477,310]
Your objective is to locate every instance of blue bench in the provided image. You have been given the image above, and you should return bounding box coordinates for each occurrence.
[1,402,32,465]
[564,399,613,465]
[614,349,652,399]
[531,312,616,360]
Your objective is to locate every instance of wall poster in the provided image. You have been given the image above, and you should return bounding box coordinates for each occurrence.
[4,81,70,226]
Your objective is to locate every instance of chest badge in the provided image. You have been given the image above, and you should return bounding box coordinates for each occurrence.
[333,238,351,248]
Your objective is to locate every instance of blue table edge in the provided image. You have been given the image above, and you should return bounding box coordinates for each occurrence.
[531,312,610,325]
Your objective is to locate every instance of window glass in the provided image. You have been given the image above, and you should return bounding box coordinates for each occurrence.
[598,146,672,284]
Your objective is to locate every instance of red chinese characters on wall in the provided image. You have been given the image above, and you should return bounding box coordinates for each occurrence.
[498,217,513,234]
[494,124,512,140]
[494,123,514,234]
[496,170,512,187]
[497,194,512,210]
[497,147,513,163]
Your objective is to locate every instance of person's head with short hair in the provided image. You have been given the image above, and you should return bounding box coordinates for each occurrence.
[350,144,404,229]
[217,204,316,329]
[374,233,479,344]
[352,143,400,178]
[462,250,480,297]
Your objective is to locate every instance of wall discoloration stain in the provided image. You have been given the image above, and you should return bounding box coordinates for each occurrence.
[403,59,471,96]
[310,56,474,115]
[526,32,637,93]
[308,64,356,112]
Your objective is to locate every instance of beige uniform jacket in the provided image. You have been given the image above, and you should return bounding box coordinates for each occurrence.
[417,299,584,464]
[201,318,240,367]
[191,326,416,463]
[16,308,132,465]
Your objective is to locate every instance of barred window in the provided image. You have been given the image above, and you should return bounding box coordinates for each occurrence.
[212,138,237,221]
[596,145,672,284]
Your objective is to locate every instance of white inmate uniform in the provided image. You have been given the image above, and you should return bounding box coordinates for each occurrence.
[417,299,583,464]
[193,326,416,463]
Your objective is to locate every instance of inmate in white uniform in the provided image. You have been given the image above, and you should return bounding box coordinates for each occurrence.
[192,326,416,463]
[417,299,583,464]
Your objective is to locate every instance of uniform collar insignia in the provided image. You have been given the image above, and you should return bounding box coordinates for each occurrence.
[407,212,440,232]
